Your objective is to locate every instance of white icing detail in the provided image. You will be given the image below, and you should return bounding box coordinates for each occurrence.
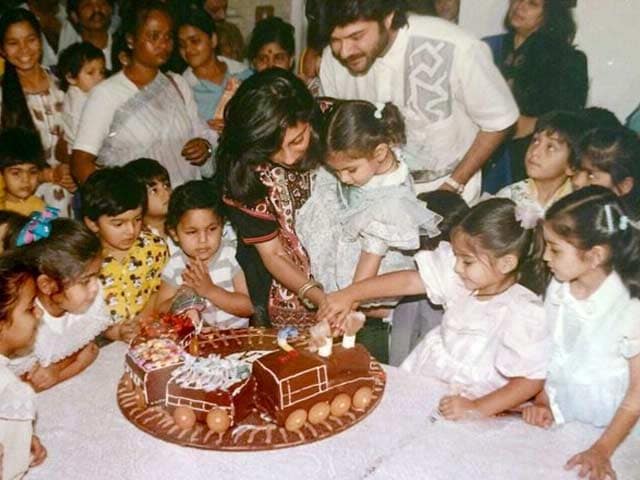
[342,335,356,349]
[170,354,251,392]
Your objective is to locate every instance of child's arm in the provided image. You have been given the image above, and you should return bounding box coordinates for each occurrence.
[182,259,253,318]
[352,251,383,283]
[30,435,47,467]
[155,280,179,313]
[318,270,426,327]
[439,377,544,420]
[27,343,99,392]
[564,353,640,480]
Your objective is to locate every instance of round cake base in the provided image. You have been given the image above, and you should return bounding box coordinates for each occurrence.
[117,348,386,451]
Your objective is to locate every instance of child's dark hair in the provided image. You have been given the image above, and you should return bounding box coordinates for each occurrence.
[326,100,406,158]
[453,198,549,295]
[80,167,147,221]
[417,191,469,250]
[545,185,640,299]
[0,8,41,131]
[166,180,223,231]
[0,127,47,170]
[575,127,640,219]
[123,158,170,188]
[247,17,295,64]
[580,107,622,130]
[20,218,101,286]
[534,110,591,167]
[216,68,322,204]
[0,253,36,323]
[57,41,105,91]
[0,210,28,252]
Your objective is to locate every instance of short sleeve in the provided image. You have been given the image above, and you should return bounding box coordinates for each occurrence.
[495,290,552,379]
[73,80,122,155]
[413,242,461,306]
[455,41,519,132]
[161,252,186,287]
[225,204,279,245]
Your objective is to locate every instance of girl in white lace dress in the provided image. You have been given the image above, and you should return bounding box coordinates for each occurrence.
[319,198,552,419]
[523,186,640,480]
[0,255,47,479]
[296,100,441,296]
[9,218,110,392]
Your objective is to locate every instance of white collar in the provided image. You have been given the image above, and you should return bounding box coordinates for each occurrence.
[551,272,629,318]
[361,157,409,189]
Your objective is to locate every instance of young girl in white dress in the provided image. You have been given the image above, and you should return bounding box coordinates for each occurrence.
[0,255,47,479]
[9,217,110,392]
[296,100,441,295]
[523,186,640,480]
[319,198,552,419]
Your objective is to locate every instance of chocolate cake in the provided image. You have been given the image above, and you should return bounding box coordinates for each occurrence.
[118,327,386,450]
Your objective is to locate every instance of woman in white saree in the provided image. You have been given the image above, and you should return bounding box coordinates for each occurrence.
[71,0,216,186]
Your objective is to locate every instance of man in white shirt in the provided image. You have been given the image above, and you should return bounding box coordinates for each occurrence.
[318,0,519,201]
[59,0,115,70]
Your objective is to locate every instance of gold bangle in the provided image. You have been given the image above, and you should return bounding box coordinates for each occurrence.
[298,279,323,309]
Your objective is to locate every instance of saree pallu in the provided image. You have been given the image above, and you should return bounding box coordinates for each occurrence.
[97,73,213,186]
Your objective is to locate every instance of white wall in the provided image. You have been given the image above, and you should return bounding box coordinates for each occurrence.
[458,0,640,122]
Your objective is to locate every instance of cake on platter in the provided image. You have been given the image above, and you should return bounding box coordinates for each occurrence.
[117,316,386,450]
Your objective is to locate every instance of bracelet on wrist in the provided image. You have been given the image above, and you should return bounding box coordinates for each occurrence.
[298,278,323,309]
[444,177,465,194]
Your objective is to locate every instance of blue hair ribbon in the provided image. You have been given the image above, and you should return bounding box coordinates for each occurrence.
[16,207,60,247]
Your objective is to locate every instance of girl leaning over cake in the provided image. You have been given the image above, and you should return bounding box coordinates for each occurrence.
[9,214,111,392]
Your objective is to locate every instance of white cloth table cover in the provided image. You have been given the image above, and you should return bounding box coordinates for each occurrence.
[26,343,640,479]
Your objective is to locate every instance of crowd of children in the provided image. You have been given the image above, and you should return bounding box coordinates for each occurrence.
[1,3,640,480]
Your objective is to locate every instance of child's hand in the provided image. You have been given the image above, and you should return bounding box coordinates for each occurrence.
[207,118,225,133]
[30,435,47,467]
[120,317,140,343]
[182,260,215,299]
[522,404,554,428]
[317,291,358,331]
[438,395,478,421]
[565,444,616,480]
[27,364,59,391]
[51,163,77,192]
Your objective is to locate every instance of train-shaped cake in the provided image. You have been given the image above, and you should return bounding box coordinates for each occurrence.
[121,327,379,436]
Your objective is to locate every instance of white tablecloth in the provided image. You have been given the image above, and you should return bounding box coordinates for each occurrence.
[26,343,640,480]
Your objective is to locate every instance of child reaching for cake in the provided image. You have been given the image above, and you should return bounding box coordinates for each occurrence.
[0,255,47,478]
[81,168,169,342]
[156,180,253,329]
[296,100,441,295]
[522,186,640,480]
[319,198,552,420]
[10,215,110,392]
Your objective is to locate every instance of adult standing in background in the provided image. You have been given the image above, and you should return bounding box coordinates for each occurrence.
[483,0,588,191]
[71,0,216,186]
[60,0,115,70]
[18,0,73,66]
[317,0,518,202]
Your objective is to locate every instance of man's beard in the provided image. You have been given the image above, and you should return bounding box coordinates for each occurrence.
[341,23,390,75]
